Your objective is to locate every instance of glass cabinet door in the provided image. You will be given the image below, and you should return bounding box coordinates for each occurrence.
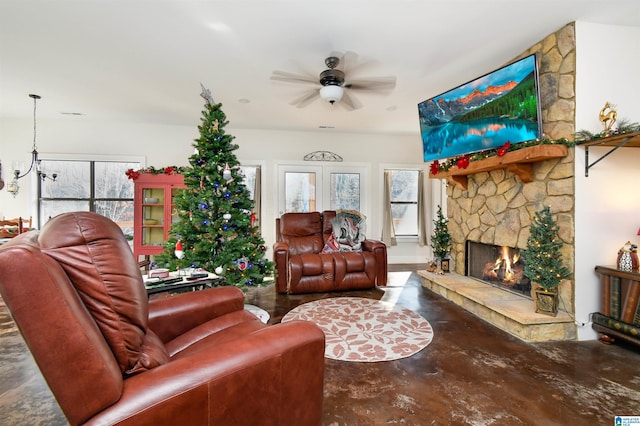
[141,187,165,248]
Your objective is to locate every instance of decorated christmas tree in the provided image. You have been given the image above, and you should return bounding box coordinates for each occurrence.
[156,86,273,291]
[522,206,570,291]
[431,205,451,260]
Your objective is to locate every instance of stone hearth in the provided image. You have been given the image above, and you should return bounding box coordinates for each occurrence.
[418,270,576,342]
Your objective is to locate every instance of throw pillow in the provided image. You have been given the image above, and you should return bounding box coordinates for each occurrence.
[332,210,366,252]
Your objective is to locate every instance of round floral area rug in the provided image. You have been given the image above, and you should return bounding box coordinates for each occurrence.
[281,297,434,362]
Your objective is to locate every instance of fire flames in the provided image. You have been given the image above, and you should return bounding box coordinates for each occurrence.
[482,246,524,286]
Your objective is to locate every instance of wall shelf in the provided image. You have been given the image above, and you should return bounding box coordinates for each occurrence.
[429,144,569,189]
[577,132,640,177]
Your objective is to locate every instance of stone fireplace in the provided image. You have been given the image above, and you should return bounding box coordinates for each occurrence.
[420,23,579,342]
[465,241,531,298]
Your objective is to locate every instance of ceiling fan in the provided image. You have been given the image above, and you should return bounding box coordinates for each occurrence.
[270,53,396,110]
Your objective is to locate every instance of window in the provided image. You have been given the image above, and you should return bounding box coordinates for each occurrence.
[38,159,140,237]
[388,170,419,236]
[277,164,368,215]
[239,166,258,201]
[330,173,360,211]
[284,171,317,213]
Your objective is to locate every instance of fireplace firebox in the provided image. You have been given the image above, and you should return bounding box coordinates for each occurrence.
[465,241,531,297]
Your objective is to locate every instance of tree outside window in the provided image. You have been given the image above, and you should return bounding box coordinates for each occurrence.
[39,159,140,237]
[388,170,419,236]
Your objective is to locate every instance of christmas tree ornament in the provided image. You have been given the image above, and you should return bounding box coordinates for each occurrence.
[174,240,184,259]
[212,119,219,131]
[199,202,208,210]
[251,212,257,227]
[223,164,232,181]
[215,266,224,275]
[200,83,215,106]
[237,257,249,271]
[223,212,231,221]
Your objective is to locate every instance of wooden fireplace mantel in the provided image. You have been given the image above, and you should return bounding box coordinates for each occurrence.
[429,144,569,189]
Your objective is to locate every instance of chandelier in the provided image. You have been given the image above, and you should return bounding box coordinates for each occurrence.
[7,94,57,197]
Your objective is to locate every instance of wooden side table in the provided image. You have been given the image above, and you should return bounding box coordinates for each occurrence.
[592,265,640,346]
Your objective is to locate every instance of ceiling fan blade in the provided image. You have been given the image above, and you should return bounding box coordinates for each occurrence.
[346,76,397,91]
[271,70,318,85]
[340,90,362,111]
[340,51,388,77]
[289,89,320,108]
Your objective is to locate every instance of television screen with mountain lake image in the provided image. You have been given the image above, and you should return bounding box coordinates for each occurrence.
[418,54,541,162]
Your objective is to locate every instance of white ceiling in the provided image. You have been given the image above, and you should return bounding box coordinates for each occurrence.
[1,0,639,137]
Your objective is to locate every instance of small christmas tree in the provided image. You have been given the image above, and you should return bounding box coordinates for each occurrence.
[156,86,273,291]
[522,206,570,290]
[431,205,451,260]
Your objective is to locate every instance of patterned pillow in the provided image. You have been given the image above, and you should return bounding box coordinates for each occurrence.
[332,210,366,252]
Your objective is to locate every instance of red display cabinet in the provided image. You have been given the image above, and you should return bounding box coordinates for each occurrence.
[133,173,185,261]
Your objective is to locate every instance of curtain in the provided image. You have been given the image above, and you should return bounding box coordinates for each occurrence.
[253,166,262,229]
[381,170,397,246]
[417,170,429,246]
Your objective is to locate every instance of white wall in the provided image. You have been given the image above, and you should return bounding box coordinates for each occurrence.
[0,116,435,263]
[574,22,640,340]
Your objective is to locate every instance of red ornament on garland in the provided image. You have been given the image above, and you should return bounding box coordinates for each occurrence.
[430,160,440,175]
[497,141,511,157]
[125,169,140,180]
[457,155,470,169]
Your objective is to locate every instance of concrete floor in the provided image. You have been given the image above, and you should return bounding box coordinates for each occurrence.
[1,265,639,425]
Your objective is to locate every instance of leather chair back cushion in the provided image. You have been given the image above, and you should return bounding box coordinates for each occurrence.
[39,212,169,375]
[279,212,324,255]
[0,234,125,424]
[322,210,336,242]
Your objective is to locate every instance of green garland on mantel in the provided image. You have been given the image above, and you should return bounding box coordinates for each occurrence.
[431,118,640,174]
[433,138,574,173]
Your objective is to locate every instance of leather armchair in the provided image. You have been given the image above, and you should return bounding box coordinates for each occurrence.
[0,212,325,425]
[274,211,387,294]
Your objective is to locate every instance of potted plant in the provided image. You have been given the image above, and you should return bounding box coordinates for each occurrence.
[431,205,452,272]
[521,206,571,316]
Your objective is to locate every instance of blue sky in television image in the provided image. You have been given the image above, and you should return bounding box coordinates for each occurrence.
[419,54,540,163]
[436,56,534,103]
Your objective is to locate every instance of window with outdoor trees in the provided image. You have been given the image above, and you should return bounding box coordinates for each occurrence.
[388,169,419,236]
[38,159,140,237]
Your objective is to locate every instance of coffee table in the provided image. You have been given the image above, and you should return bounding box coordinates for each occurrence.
[144,271,224,296]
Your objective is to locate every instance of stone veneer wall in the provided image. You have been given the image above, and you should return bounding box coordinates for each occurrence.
[446,23,577,314]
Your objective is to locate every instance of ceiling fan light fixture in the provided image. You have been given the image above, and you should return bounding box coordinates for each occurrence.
[319,85,344,104]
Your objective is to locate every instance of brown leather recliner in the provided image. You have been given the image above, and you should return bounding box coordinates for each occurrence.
[0,212,325,426]
[274,211,387,294]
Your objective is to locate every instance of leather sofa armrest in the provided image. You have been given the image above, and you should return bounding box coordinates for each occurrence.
[362,239,385,252]
[362,239,388,286]
[273,241,290,293]
[148,286,245,342]
[86,321,325,426]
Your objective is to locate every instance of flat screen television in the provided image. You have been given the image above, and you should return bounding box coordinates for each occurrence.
[418,54,541,163]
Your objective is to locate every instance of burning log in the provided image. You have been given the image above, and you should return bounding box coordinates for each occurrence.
[482,262,499,280]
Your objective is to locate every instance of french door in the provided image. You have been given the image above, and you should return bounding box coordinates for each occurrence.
[277,164,368,216]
